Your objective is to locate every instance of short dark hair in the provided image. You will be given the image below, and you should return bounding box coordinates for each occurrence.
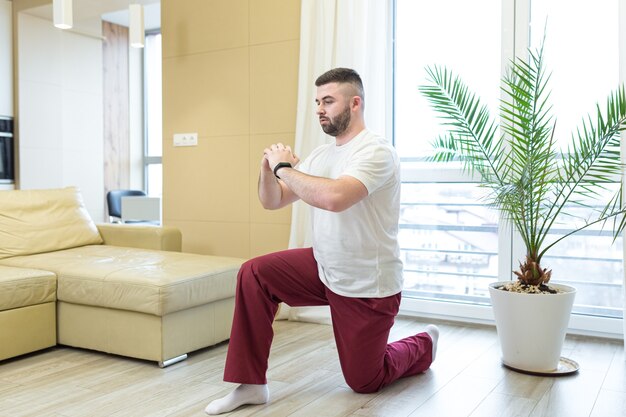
[315,68,364,100]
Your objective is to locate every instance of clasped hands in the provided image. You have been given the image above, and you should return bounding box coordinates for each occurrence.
[263,143,300,172]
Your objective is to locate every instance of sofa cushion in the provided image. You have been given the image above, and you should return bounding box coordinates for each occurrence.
[0,187,103,260]
[0,245,243,316]
[0,265,56,311]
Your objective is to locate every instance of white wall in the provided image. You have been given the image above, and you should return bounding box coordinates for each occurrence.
[0,0,13,117]
[17,13,104,221]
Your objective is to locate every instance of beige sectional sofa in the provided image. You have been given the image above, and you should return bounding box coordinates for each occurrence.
[0,187,244,367]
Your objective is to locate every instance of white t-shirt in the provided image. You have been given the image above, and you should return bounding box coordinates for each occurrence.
[297,129,403,298]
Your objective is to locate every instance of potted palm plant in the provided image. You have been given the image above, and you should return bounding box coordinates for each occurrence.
[419,42,626,373]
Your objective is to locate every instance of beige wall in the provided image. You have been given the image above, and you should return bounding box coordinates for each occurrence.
[161,0,301,259]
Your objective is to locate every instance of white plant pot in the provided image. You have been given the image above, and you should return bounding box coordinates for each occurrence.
[489,281,576,373]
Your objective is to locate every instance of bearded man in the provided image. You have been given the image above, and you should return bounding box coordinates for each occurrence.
[205,68,439,415]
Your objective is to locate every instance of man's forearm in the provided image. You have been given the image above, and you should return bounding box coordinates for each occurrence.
[258,166,283,209]
[276,167,359,212]
[261,143,366,212]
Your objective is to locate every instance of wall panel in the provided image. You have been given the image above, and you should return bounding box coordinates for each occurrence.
[162,0,301,259]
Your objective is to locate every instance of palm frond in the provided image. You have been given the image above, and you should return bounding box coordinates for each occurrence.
[420,66,505,187]
[420,38,626,282]
[536,86,626,259]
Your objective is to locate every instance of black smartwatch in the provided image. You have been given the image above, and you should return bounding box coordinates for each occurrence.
[273,162,292,179]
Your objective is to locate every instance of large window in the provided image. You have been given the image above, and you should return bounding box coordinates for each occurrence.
[394,0,624,329]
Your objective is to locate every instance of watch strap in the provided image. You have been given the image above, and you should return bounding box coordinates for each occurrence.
[273,162,292,179]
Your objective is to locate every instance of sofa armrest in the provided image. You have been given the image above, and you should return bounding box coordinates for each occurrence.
[96,224,182,252]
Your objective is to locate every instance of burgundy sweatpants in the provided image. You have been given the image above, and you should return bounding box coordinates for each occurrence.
[223,248,433,393]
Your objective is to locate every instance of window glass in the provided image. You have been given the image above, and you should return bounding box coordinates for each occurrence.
[400,183,498,304]
[146,163,162,198]
[144,32,163,198]
[395,0,502,304]
[529,0,622,317]
[145,32,162,158]
[530,0,619,150]
[395,0,501,159]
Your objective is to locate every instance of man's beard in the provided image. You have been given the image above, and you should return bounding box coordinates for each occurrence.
[321,105,351,137]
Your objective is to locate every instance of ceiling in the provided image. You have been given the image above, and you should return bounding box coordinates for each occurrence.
[22,0,161,32]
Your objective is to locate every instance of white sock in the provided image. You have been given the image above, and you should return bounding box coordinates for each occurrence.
[205,384,269,415]
[425,324,439,362]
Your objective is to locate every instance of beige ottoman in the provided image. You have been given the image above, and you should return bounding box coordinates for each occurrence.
[0,245,244,366]
[0,266,57,361]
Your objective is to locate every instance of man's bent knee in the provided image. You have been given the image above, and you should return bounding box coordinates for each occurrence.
[346,378,382,394]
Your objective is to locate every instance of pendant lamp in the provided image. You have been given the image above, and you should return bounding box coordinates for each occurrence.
[53,0,72,29]
[129,4,145,48]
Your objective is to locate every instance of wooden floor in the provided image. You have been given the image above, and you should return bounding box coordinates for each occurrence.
[0,317,624,417]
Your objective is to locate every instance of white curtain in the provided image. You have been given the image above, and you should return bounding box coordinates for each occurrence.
[277,0,393,324]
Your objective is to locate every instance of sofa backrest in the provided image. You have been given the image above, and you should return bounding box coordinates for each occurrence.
[0,187,103,259]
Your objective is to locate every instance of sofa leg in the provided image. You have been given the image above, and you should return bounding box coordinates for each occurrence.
[158,353,188,368]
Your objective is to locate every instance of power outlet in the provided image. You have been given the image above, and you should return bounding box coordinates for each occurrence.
[173,133,198,147]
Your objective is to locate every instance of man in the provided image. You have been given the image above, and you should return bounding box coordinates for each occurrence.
[205,68,438,415]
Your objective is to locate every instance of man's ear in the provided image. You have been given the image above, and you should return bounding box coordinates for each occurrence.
[351,96,363,111]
